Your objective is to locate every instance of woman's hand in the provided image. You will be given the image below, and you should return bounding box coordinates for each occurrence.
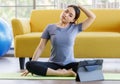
[21,70,29,76]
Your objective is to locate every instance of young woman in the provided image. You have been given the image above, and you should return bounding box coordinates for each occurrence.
[22,4,96,77]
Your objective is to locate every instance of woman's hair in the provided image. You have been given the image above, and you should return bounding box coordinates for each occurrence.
[67,5,80,23]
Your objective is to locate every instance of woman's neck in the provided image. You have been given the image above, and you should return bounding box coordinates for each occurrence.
[56,21,70,28]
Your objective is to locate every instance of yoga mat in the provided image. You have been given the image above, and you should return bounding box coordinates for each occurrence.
[0,73,75,80]
[0,73,120,80]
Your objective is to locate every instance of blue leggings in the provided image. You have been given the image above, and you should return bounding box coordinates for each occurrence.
[26,61,79,76]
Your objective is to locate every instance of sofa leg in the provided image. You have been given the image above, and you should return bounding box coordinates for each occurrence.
[29,58,32,61]
[19,58,25,70]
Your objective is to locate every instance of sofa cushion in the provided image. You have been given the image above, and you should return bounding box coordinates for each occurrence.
[74,32,120,58]
[30,10,62,32]
[30,9,120,33]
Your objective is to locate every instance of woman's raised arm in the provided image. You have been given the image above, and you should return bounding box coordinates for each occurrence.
[78,4,96,30]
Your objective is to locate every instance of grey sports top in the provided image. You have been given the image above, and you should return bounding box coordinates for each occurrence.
[41,23,82,65]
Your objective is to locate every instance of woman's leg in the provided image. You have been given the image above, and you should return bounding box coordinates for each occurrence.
[46,68,76,76]
[26,61,63,76]
[26,61,76,76]
[64,62,79,73]
[46,62,78,77]
[47,62,79,76]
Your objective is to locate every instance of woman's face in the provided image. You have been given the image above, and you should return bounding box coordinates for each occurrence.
[60,7,76,24]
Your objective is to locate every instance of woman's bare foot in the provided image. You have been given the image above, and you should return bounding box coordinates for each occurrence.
[56,68,76,77]
[46,68,76,77]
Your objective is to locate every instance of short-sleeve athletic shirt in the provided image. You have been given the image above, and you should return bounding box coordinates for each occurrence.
[41,23,82,65]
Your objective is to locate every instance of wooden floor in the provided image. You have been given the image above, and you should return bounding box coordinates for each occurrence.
[0,57,120,84]
[0,80,120,84]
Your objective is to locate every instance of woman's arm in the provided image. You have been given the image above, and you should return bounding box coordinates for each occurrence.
[21,38,48,76]
[31,38,48,61]
[78,4,96,31]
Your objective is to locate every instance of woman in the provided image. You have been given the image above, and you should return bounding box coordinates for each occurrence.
[22,4,96,77]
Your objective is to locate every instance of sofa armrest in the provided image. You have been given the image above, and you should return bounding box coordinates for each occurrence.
[11,18,31,38]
